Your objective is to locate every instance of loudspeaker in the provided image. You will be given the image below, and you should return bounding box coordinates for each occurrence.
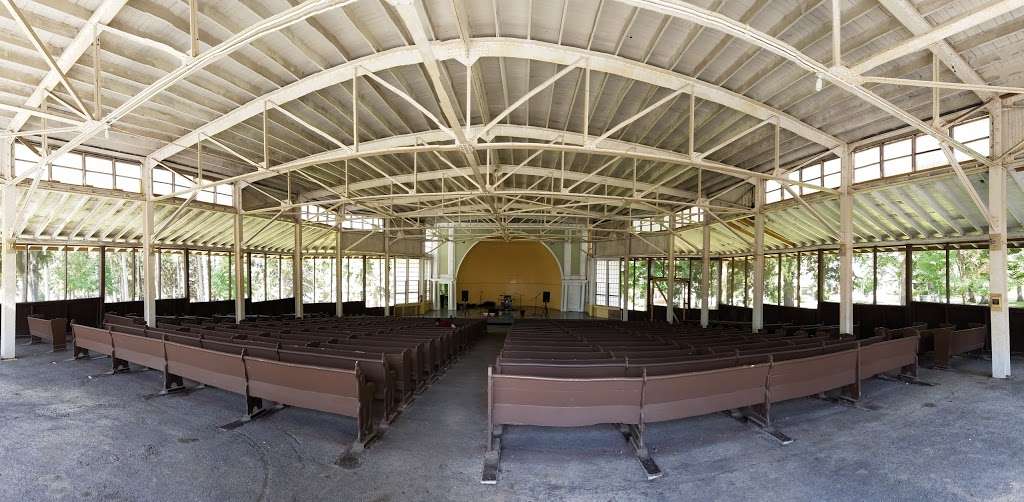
[542,291,551,303]
[461,290,469,302]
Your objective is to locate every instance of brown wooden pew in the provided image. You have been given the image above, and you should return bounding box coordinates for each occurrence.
[27,316,67,352]
[934,326,987,369]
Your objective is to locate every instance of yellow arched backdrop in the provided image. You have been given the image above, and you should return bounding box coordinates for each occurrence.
[456,241,562,310]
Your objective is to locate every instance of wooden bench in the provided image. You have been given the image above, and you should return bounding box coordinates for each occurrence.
[27,316,67,351]
[71,324,112,359]
[484,368,655,484]
[934,326,987,369]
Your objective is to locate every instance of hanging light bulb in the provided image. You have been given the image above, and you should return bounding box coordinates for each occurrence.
[815,74,824,92]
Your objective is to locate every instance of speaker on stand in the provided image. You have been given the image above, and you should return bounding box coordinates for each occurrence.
[542,291,550,317]
[460,290,469,316]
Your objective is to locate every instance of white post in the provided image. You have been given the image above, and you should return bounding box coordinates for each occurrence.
[232,182,245,323]
[384,218,391,317]
[447,228,455,313]
[752,180,765,333]
[142,159,157,327]
[293,213,303,319]
[666,213,675,323]
[839,146,854,335]
[562,240,571,312]
[1,139,16,359]
[588,232,597,313]
[622,230,631,321]
[335,207,344,318]
[701,199,711,328]
[990,107,1010,378]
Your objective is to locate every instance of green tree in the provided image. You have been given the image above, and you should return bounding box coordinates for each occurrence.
[1008,249,1024,306]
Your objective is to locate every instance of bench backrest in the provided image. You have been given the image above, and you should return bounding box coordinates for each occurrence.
[643,363,770,423]
[110,331,165,370]
[859,336,918,379]
[489,370,643,427]
[243,356,365,418]
[496,361,627,378]
[164,342,247,394]
[72,324,112,355]
[768,348,858,403]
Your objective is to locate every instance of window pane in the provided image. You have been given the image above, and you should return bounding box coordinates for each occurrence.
[66,249,101,299]
[628,259,647,311]
[883,139,912,159]
[1009,249,1024,308]
[949,249,988,305]
[189,252,210,302]
[158,250,186,299]
[912,250,946,303]
[343,257,362,302]
[822,251,839,302]
[916,150,947,170]
[266,256,281,301]
[52,165,83,185]
[281,257,293,299]
[854,147,880,167]
[823,173,841,189]
[26,249,66,302]
[780,254,798,307]
[85,171,114,189]
[854,164,881,183]
[802,163,822,180]
[915,134,940,153]
[884,156,912,177]
[104,249,138,302]
[853,252,874,303]
[210,253,233,301]
[365,258,384,308]
[952,118,989,143]
[763,256,779,305]
[302,257,316,303]
[799,253,818,309]
[731,258,748,307]
[85,156,113,173]
[875,251,905,305]
[251,254,266,302]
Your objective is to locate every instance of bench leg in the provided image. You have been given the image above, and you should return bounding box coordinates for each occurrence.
[743,403,793,445]
[141,372,199,399]
[896,363,937,386]
[72,346,90,359]
[481,425,503,485]
[218,396,283,431]
[620,423,663,481]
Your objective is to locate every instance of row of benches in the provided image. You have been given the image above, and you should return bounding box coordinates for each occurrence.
[71,315,485,452]
[482,320,924,484]
[879,323,987,369]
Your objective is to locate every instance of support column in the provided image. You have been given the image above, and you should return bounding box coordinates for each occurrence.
[666,214,676,323]
[1,139,17,359]
[622,230,631,322]
[839,146,854,335]
[335,209,344,318]
[562,240,571,312]
[232,182,245,323]
[752,181,765,333]
[905,244,914,325]
[99,246,106,323]
[293,214,303,319]
[446,228,455,313]
[383,218,391,317]
[142,159,157,327]
[990,107,1011,378]
[700,200,710,328]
